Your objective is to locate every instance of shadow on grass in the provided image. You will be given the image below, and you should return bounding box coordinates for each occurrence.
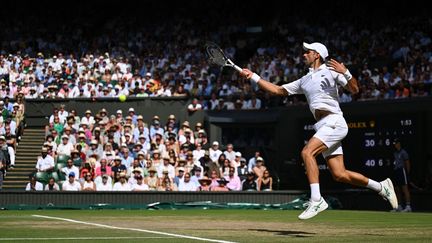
[249,229,315,237]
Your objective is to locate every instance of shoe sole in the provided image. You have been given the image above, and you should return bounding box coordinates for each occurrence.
[298,202,329,220]
[385,179,398,209]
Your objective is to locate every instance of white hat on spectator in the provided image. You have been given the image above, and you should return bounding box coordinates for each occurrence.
[137,115,143,120]
[137,151,145,156]
[121,143,127,147]
[145,72,151,77]
[168,114,176,120]
[256,157,264,162]
[128,108,135,113]
[115,85,121,89]
[61,135,69,139]
[198,129,206,134]
[81,121,89,126]
[178,167,185,172]
[139,134,146,139]
[107,84,113,88]
[132,168,143,174]
[235,152,242,157]
[212,141,219,146]
[182,121,190,127]
[85,110,91,114]
[303,42,329,60]
[114,156,122,161]
[116,110,122,114]
[90,140,98,145]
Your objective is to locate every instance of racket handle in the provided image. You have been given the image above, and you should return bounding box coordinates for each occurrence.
[233,65,243,72]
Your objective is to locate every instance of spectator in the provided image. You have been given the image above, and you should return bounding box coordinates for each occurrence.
[96,174,113,191]
[242,172,258,191]
[212,177,230,191]
[62,172,81,191]
[61,158,79,181]
[131,175,149,191]
[146,166,159,191]
[158,175,177,191]
[252,157,267,179]
[237,158,248,182]
[258,170,273,191]
[248,151,261,172]
[225,167,242,191]
[209,169,221,188]
[111,156,127,182]
[44,177,60,191]
[35,147,54,172]
[209,141,222,162]
[82,172,96,191]
[178,172,197,191]
[112,172,131,191]
[197,176,212,191]
[25,175,43,191]
[187,98,202,113]
[173,167,185,187]
[56,135,74,157]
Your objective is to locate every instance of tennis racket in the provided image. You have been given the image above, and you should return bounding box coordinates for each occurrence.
[205,42,242,72]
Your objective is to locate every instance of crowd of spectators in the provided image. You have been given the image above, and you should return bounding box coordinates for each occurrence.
[0,2,431,111]
[0,96,24,189]
[28,105,273,191]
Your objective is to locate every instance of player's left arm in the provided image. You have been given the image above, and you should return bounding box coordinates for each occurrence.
[327,59,359,94]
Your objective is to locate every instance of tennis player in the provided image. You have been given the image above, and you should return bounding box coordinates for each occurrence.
[240,42,398,219]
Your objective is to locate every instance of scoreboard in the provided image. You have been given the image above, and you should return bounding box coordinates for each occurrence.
[301,113,420,188]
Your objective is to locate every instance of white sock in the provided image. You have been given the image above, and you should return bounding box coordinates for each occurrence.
[310,183,321,201]
[366,179,382,192]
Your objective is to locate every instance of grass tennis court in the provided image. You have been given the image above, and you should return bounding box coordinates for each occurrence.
[0,210,431,242]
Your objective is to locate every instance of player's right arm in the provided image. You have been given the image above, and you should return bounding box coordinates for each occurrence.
[241,68,301,96]
[241,69,288,96]
[240,69,287,96]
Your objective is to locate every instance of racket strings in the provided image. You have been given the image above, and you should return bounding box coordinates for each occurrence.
[206,46,227,66]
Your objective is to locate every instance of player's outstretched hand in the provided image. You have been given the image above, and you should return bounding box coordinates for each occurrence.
[326,59,347,74]
[240,68,253,79]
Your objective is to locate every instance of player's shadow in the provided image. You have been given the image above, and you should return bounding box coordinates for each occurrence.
[249,229,315,237]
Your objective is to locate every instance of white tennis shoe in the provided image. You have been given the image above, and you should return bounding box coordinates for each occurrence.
[379,178,398,209]
[298,197,328,220]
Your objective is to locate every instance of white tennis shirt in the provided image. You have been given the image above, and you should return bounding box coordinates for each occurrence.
[282,64,348,119]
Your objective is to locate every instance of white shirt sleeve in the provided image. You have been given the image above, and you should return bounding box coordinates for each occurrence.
[281,79,302,95]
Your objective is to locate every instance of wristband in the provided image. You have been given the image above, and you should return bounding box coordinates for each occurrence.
[343,69,353,81]
[250,73,261,83]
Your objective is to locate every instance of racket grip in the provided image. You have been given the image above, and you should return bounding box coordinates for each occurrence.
[233,65,243,72]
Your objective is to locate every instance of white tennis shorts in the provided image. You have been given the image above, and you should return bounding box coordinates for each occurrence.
[313,114,348,158]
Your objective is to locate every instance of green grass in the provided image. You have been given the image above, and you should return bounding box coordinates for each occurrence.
[0,209,431,242]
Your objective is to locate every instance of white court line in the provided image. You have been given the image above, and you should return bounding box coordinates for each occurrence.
[32,215,237,243]
[0,236,174,241]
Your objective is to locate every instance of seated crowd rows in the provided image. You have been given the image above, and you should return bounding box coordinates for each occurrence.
[27,105,273,191]
[0,96,26,173]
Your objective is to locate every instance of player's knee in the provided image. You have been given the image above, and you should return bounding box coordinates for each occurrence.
[332,171,348,183]
[301,149,313,160]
